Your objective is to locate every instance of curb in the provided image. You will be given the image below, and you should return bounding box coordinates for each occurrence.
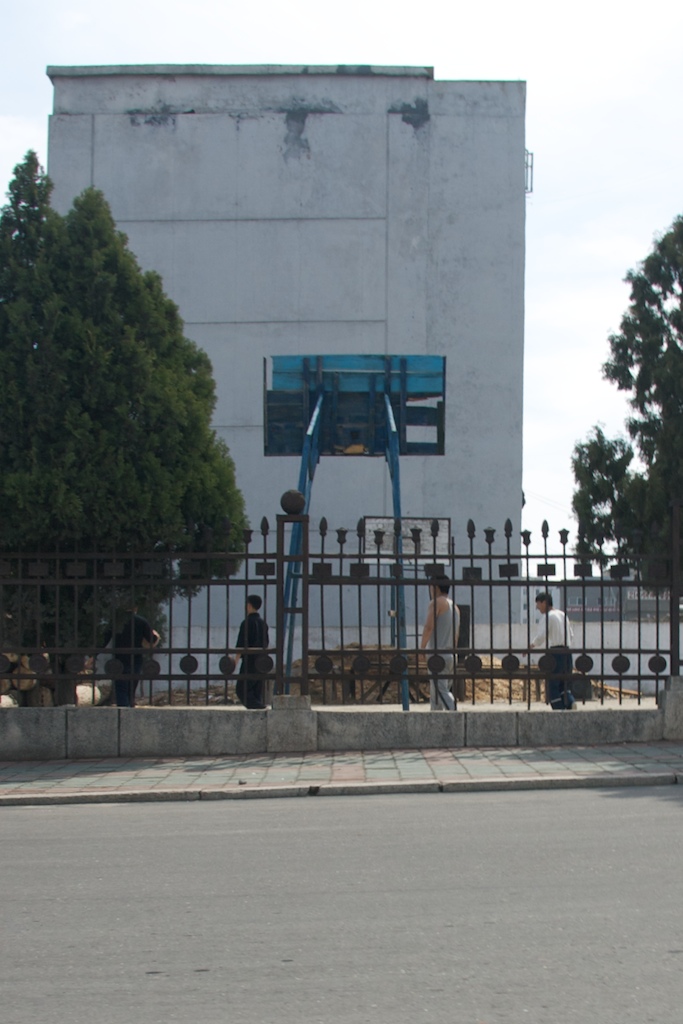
[0,771,677,806]
[439,772,678,792]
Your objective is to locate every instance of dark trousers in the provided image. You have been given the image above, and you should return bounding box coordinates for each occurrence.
[236,662,266,709]
[114,679,139,707]
[115,656,141,707]
[547,648,574,710]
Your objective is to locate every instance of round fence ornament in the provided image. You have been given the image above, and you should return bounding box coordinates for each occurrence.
[28,654,50,674]
[104,658,124,678]
[501,654,520,673]
[427,654,445,675]
[464,655,482,674]
[219,655,237,677]
[65,654,85,675]
[179,655,199,675]
[314,655,333,675]
[611,654,631,675]
[141,659,161,678]
[648,654,667,674]
[574,654,594,674]
[255,654,274,674]
[537,653,557,673]
[352,654,371,675]
[389,655,408,675]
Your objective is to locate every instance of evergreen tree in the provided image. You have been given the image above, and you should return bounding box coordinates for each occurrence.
[0,154,247,697]
[0,153,246,553]
[572,215,683,555]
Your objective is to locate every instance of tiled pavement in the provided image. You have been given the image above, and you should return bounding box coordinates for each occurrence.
[2,742,683,805]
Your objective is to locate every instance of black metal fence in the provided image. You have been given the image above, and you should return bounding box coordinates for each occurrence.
[1,499,680,709]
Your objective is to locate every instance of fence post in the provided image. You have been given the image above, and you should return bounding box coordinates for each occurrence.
[671,502,681,678]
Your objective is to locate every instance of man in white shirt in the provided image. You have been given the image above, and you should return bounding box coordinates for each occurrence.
[529,591,576,710]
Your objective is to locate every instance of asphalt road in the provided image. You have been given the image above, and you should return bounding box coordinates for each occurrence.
[2,788,683,1024]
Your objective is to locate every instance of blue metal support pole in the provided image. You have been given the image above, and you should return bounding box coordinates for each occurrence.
[384,395,409,710]
[283,393,324,687]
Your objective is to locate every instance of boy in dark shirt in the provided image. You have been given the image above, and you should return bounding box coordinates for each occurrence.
[236,595,269,709]
[104,606,159,707]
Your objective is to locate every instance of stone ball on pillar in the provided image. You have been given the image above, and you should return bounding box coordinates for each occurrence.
[280,490,306,515]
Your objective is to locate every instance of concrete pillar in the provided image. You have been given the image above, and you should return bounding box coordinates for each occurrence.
[267,695,317,752]
[661,677,683,739]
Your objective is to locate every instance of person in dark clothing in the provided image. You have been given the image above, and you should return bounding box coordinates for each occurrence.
[103,607,159,707]
[235,595,269,710]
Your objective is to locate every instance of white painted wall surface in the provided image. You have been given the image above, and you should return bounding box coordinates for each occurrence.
[47,66,526,541]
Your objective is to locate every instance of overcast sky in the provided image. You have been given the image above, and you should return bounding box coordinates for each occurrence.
[1,0,682,542]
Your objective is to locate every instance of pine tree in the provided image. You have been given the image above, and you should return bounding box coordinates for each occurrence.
[0,153,246,553]
[572,215,683,554]
[0,155,248,697]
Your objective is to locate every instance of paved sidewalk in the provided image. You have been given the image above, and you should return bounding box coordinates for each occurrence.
[2,742,683,805]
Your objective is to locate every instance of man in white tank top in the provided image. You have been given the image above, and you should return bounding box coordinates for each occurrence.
[420,578,460,710]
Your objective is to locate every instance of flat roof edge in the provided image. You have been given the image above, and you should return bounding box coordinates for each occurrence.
[47,64,435,80]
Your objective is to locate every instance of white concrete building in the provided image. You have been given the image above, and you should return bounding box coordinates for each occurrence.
[47,65,526,539]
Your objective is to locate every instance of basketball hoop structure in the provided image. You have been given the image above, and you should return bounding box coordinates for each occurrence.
[264,354,446,708]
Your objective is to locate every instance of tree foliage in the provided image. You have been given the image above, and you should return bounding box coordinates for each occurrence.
[572,215,683,554]
[0,153,246,553]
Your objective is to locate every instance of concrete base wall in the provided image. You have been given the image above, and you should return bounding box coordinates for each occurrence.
[0,696,675,760]
[317,710,465,751]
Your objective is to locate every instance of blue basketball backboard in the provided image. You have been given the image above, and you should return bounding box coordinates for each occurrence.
[264,354,445,457]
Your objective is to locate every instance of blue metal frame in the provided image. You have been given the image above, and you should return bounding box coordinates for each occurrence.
[274,354,445,707]
[384,394,410,709]
[283,391,410,708]
[282,393,323,690]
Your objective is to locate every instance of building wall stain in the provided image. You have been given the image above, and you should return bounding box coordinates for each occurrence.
[278,101,340,160]
[283,109,310,160]
[336,65,374,76]
[389,98,430,130]
[127,105,179,128]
